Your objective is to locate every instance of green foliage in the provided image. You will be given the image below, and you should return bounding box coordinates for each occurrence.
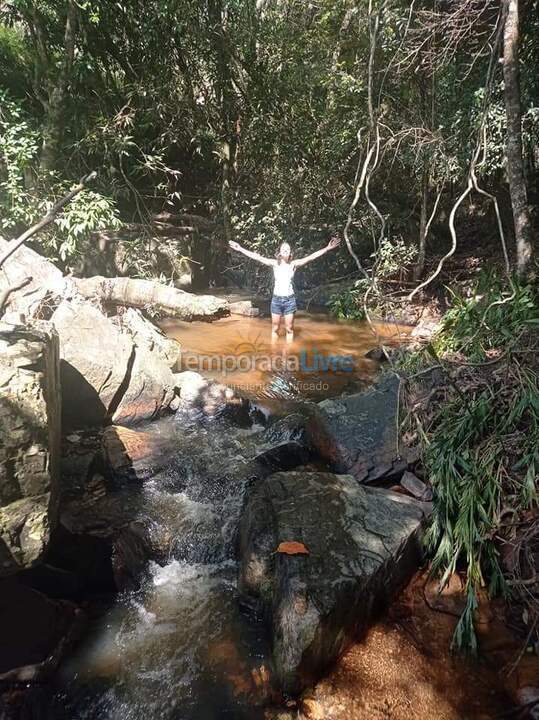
[329,237,417,319]
[0,23,32,96]
[373,236,417,277]
[329,280,367,321]
[436,273,538,361]
[402,277,539,651]
[0,89,41,230]
[49,189,122,265]
[0,0,537,288]
[0,88,121,267]
[424,366,538,652]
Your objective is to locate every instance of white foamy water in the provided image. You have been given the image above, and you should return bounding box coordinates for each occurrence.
[55,418,271,720]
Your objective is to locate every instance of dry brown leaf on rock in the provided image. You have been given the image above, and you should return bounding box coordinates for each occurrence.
[276,541,310,555]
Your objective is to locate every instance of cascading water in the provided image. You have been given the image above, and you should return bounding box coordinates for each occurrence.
[54,413,279,720]
[52,312,403,719]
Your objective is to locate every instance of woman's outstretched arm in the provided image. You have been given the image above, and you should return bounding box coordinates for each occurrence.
[229,240,276,266]
[293,236,341,268]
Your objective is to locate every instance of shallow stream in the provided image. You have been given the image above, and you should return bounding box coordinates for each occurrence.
[52,312,394,719]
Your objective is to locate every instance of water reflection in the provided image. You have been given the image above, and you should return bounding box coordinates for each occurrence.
[161,311,408,402]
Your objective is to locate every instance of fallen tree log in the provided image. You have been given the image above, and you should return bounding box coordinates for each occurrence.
[73,276,229,321]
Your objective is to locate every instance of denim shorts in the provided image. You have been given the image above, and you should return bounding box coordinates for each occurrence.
[271,294,297,316]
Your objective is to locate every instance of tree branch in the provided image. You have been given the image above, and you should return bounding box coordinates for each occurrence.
[0,171,97,269]
[0,276,32,316]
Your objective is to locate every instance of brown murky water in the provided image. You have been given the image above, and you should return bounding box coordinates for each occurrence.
[161,311,408,405]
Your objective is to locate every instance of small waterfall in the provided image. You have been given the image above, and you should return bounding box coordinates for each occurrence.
[54,415,276,720]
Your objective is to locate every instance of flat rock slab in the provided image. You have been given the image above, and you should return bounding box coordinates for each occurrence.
[314,372,402,481]
[239,471,427,695]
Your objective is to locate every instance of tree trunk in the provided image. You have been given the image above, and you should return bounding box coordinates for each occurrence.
[503,0,534,279]
[73,276,229,321]
[190,234,212,291]
[208,0,241,286]
[40,1,78,173]
[414,167,429,281]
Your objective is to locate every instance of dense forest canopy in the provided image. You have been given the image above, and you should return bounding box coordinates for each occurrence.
[0,0,537,290]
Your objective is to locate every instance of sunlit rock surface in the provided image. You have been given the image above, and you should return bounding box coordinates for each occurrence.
[51,298,133,428]
[0,323,60,575]
[239,470,428,695]
[0,238,65,319]
[114,308,181,369]
[51,298,177,428]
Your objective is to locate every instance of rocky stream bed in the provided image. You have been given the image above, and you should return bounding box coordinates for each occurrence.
[1,241,537,719]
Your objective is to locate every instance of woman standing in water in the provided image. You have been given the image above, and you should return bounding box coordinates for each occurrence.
[228,236,341,342]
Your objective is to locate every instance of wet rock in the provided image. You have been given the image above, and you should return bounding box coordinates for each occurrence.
[239,470,428,695]
[400,471,432,501]
[364,347,386,362]
[59,414,315,589]
[174,369,210,403]
[173,370,249,421]
[265,414,312,447]
[115,308,181,368]
[0,577,84,680]
[112,520,163,590]
[252,441,311,474]
[311,373,403,481]
[0,323,60,576]
[59,482,167,591]
[51,298,133,428]
[45,523,116,596]
[101,425,172,483]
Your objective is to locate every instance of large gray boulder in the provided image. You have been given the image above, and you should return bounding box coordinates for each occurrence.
[0,323,61,575]
[51,299,177,427]
[114,308,181,368]
[0,238,65,319]
[112,344,176,426]
[312,372,404,482]
[51,299,133,428]
[239,471,428,695]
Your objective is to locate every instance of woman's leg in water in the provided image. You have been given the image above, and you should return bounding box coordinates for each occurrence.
[271,313,282,342]
[284,312,294,342]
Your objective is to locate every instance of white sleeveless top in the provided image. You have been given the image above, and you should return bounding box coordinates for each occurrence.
[273,261,295,296]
